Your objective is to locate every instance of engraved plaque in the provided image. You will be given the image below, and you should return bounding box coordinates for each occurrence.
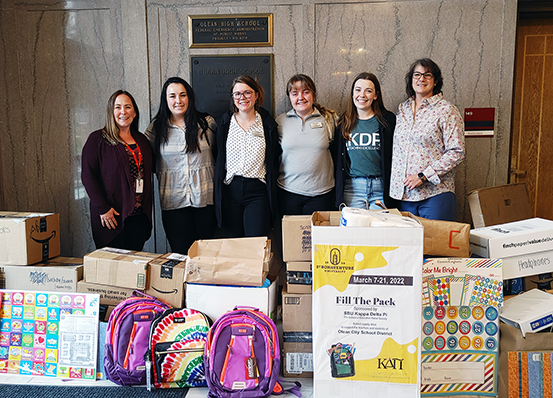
[191,55,274,120]
[189,14,273,48]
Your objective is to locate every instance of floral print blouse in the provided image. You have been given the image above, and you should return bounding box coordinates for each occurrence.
[390,93,465,202]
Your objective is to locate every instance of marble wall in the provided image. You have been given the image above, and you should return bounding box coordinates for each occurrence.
[0,0,517,257]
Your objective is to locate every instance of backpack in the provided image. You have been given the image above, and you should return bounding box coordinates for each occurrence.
[145,307,211,389]
[104,292,170,386]
[204,307,301,398]
[329,342,355,378]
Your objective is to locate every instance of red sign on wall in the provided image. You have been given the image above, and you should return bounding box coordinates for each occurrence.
[464,108,495,137]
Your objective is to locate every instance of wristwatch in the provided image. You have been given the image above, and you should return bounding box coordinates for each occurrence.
[418,172,427,183]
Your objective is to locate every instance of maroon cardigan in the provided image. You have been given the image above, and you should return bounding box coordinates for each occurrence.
[81,129,154,248]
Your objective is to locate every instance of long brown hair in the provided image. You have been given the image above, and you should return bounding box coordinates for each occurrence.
[102,90,140,145]
[286,74,337,138]
[338,72,389,140]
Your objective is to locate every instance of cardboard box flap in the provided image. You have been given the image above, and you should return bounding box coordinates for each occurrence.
[188,237,269,260]
[86,248,160,263]
[468,183,533,228]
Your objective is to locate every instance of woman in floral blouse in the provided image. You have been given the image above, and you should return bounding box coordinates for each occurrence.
[390,58,465,221]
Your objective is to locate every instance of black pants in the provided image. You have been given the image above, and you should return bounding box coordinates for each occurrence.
[161,205,216,255]
[278,187,335,216]
[107,212,150,251]
[223,176,271,238]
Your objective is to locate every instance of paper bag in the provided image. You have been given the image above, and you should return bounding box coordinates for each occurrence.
[414,216,470,257]
[186,237,270,287]
[499,323,553,398]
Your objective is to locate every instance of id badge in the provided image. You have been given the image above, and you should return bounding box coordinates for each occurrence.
[136,178,144,193]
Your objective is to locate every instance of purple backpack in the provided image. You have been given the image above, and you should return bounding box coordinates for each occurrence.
[204,307,301,398]
[104,292,170,385]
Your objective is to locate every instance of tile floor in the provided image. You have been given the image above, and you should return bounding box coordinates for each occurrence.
[0,374,314,397]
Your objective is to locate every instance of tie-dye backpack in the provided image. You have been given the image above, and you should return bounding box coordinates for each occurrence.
[145,307,212,389]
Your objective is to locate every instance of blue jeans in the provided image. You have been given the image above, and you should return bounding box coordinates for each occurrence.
[343,177,384,210]
[399,191,457,221]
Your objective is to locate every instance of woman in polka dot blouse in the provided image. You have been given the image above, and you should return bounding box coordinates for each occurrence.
[213,75,279,237]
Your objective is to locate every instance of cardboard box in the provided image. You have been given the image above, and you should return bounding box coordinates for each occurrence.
[286,262,312,294]
[311,211,423,397]
[468,183,533,228]
[282,342,313,378]
[2,262,83,291]
[498,248,553,280]
[282,287,312,332]
[77,280,135,306]
[282,215,312,262]
[146,253,187,308]
[0,212,61,265]
[42,256,83,266]
[470,218,553,260]
[185,276,278,322]
[83,248,159,290]
[186,237,270,287]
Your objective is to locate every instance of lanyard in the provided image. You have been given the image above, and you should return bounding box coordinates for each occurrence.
[124,142,142,171]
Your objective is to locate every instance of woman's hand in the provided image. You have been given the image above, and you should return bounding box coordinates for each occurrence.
[100,208,120,229]
[403,174,424,190]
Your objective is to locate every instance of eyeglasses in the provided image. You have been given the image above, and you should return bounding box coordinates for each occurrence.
[231,90,254,100]
[413,72,434,80]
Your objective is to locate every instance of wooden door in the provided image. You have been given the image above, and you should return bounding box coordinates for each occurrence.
[511,19,553,219]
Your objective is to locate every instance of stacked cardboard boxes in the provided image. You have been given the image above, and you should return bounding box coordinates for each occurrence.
[0,212,84,293]
[282,285,313,378]
[467,183,553,397]
[281,216,314,377]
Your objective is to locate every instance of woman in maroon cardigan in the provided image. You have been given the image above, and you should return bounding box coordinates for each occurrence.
[81,90,154,250]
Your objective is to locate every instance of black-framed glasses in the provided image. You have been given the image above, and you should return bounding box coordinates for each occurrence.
[413,72,433,80]
[231,90,254,100]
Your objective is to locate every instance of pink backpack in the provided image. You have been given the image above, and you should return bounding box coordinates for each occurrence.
[104,292,170,385]
[204,307,301,398]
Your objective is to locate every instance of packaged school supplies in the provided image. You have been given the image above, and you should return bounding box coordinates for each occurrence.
[0,289,99,379]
